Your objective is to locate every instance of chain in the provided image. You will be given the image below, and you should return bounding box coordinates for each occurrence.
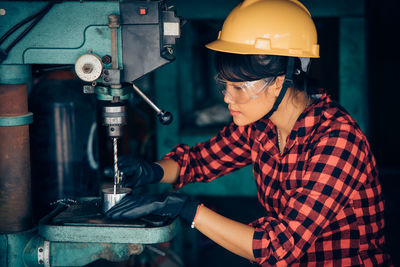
[50,198,78,207]
[277,128,282,154]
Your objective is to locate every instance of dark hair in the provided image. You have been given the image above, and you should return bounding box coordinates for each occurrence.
[215,52,308,93]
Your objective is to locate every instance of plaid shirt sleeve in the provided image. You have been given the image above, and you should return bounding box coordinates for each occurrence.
[163,123,252,189]
[251,124,370,266]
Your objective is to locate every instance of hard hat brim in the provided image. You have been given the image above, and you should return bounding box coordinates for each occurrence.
[206,39,319,58]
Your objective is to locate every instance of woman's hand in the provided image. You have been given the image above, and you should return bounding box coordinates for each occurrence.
[106,191,255,262]
[118,156,164,189]
[105,193,200,224]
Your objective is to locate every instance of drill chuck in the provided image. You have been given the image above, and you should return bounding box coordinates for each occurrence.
[102,105,127,138]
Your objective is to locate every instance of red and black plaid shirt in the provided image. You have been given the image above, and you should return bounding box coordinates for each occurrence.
[164,92,391,266]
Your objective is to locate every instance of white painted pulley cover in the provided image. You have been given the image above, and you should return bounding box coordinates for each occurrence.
[74,53,103,82]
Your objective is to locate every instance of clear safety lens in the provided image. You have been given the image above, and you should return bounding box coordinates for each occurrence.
[215,75,274,104]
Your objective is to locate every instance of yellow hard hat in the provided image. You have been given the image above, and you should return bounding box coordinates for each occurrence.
[206,0,319,58]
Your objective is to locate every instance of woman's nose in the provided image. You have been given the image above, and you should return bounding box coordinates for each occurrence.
[223,92,234,104]
[223,86,235,104]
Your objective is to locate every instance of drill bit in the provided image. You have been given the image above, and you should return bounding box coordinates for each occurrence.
[113,137,119,195]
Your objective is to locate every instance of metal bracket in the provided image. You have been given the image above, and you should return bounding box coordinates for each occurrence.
[83,85,95,94]
[37,241,50,267]
[102,68,121,85]
[88,86,130,101]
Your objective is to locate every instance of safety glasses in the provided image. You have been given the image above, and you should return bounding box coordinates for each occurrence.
[215,75,275,104]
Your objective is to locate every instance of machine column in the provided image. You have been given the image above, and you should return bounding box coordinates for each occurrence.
[0,65,33,233]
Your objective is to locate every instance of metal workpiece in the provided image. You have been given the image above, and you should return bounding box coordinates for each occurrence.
[102,187,132,213]
[0,83,32,233]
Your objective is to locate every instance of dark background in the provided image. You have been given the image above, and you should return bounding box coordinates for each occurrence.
[366,0,400,265]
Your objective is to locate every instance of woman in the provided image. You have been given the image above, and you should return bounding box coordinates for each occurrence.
[107,0,391,265]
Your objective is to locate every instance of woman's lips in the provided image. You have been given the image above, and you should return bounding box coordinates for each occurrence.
[229,109,240,116]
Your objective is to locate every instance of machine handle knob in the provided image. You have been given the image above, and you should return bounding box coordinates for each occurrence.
[132,83,173,126]
[158,111,173,125]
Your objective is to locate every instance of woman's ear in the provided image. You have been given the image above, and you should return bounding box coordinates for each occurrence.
[272,75,285,97]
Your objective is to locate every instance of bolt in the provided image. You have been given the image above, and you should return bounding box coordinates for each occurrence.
[102,55,112,64]
[0,9,6,16]
[82,63,93,74]
[39,259,44,264]
[104,77,110,82]
[38,247,43,252]
[104,70,109,75]
[108,14,120,28]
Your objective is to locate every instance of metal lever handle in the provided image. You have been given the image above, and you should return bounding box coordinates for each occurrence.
[157,110,172,125]
[131,83,173,125]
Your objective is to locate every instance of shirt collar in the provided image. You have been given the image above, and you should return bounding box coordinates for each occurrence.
[252,91,332,155]
[287,92,329,143]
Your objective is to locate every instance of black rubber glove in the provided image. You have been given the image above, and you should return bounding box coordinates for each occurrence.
[118,156,164,189]
[105,193,200,225]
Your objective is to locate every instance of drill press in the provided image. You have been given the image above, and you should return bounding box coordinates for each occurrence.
[74,11,175,212]
[0,0,180,265]
[73,13,133,211]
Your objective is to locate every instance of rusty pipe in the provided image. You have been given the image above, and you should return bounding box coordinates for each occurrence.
[0,83,32,233]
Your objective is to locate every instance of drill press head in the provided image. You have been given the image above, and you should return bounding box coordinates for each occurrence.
[70,0,180,213]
